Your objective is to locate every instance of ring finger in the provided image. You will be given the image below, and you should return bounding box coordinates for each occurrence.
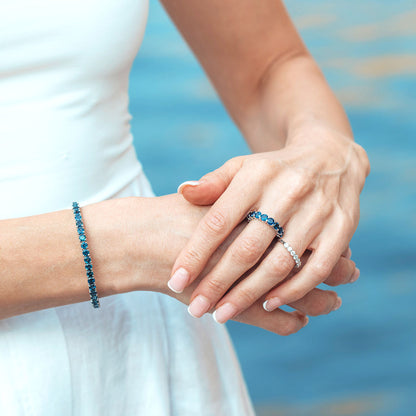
[187,209,287,318]
[190,210,318,322]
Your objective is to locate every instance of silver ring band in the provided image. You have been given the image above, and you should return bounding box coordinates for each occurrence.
[279,239,301,268]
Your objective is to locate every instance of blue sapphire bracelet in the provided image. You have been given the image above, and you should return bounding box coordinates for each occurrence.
[72,202,100,308]
[246,211,284,239]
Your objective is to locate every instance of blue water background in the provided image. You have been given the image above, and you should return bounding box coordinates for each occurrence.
[129,1,416,415]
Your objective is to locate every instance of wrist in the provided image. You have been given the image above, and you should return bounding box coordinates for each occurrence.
[80,197,144,297]
[110,194,209,296]
[286,122,370,181]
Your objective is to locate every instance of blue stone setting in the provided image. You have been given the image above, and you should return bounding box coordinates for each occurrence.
[246,210,284,238]
[72,202,100,309]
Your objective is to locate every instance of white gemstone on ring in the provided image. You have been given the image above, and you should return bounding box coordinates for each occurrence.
[279,239,301,268]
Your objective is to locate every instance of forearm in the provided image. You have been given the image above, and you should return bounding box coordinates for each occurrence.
[0,197,159,319]
[242,53,354,153]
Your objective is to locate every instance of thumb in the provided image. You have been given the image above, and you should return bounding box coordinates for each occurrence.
[177,156,244,206]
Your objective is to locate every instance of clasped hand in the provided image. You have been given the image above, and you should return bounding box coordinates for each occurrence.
[167,128,370,330]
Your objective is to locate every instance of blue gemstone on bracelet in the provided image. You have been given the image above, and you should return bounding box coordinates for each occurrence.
[260,214,268,221]
[255,212,261,219]
[73,201,100,309]
[267,217,274,225]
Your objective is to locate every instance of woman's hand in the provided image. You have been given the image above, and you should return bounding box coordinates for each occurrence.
[151,194,358,335]
[167,126,369,323]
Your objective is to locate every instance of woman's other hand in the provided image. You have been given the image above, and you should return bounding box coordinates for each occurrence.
[151,194,357,335]
[167,126,368,323]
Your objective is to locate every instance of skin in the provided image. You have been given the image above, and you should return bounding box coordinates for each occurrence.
[0,194,356,335]
[0,1,367,336]
[163,0,370,323]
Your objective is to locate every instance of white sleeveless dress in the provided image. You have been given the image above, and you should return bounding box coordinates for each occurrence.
[0,1,256,415]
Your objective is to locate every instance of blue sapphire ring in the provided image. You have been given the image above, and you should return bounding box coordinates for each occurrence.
[246,211,284,239]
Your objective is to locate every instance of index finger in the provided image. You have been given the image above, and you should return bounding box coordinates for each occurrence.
[167,176,259,293]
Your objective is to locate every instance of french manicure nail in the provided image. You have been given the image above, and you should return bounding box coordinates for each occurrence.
[263,297,283,312]
[167,267,189,293]
[212,302,238,324]
[188,295,211,318]
[177,181,201,194]
[333,296,342,311]
[349,268,360,284]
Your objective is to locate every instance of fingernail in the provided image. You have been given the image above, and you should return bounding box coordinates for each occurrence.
[188,295,211,318]
[212,302,238,324]
[349,268,360,283]
[333,296,342,311]
[177,181,201,194]
[263,297,283,312]
[303,316,309,327]
[347,248,352,259]
[167,268,189,293]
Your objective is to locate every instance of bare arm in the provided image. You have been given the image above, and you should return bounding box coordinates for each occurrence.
[162,0,370,322]
[160,0,362,152]
[0,198,149,319]
[0,193,353,335]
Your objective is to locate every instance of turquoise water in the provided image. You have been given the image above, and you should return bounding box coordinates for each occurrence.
[129,2,416,415]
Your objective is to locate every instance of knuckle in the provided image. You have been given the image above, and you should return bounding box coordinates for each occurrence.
[232,235,264,265]
[354,142,371,177]
[182,247,205,268]
[310,261,333,280]
[243,158,276,179]
[315,193,333,218]
[278,319,299,336]
[267,253,294,276]
[226,155,244,169]
[286,286,307,303]
[328,259,355,286]
[202,210,228,235]
[235,287,257,306]
[340,213,355,233]
[204,277,228,297]
[286,172,313,202]
[308,295,334,316]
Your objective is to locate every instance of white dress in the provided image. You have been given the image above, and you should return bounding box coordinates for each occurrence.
[0,1,256,415]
